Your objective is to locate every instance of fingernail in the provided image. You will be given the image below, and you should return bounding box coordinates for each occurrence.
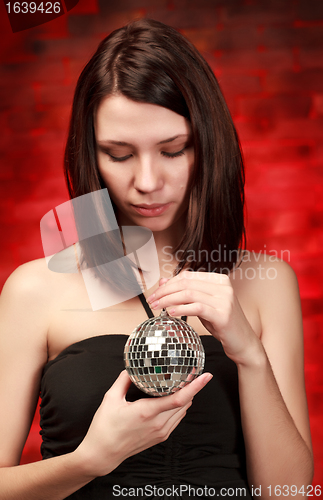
[150,300,159,309]
[202,373,213,384]
[146,293,155,303]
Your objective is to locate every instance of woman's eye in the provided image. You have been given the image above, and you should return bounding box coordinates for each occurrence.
[103,149,186,161]
[108,153,132,162]
[161,148,185,159]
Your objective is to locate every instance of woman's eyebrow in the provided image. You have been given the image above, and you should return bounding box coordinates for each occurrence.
[97,134,190,147]
[158,134,189,145]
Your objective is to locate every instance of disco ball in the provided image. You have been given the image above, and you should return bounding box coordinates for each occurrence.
[124,309,205,397]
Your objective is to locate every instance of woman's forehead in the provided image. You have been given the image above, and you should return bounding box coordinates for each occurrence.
[94,94,191,144]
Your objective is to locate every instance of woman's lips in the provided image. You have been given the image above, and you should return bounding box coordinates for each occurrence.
[132,203,171,217]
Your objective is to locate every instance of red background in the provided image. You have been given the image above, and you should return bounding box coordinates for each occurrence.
[0,0,322,487]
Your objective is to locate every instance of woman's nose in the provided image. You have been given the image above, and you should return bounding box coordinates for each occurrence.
[133,155,163,193]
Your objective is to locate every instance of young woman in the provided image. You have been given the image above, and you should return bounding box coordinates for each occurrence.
[0,18,313,500]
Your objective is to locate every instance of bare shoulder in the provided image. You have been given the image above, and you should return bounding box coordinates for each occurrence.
[231,250,299,298]
[1,257,71,305]
[0,257,76,349]
[0,260,70,466]
[230,251,302,339]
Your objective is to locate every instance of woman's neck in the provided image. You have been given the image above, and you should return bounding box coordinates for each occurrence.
[117,210,186,282]
[152,227,183,281]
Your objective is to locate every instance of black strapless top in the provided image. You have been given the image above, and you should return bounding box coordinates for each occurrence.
[40,334,251,499]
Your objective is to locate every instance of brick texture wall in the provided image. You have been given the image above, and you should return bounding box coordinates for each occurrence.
[0,0,322,486]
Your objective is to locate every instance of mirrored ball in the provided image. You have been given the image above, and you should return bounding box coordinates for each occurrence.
[124,309,205,397]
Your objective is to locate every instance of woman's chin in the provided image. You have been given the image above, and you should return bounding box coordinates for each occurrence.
[135,218,175,233]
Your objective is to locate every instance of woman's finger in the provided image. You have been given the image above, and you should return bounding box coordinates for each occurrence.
[149,287,232,312]
[147,273,231,304]
[153,401,192,438]
[145,372,213,416]
[105,370,133,400]
[159,277,169,286]
[173,270,231,285]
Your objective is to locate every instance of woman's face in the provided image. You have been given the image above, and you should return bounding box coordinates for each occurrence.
[94,94,194,235]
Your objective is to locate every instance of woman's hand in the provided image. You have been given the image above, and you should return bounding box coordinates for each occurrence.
[147,271,262,365]
[75,369,212,478]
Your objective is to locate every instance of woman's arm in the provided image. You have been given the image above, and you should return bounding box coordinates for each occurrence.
[0,369,212,500]
[0,263,97,499]
[148,258,314,499]
[236,258,313,495]
[0,262,212,500]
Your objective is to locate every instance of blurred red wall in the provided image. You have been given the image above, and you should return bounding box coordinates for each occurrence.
[0,0,322,486]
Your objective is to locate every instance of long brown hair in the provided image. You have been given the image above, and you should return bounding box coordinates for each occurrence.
[64,18,245,276]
